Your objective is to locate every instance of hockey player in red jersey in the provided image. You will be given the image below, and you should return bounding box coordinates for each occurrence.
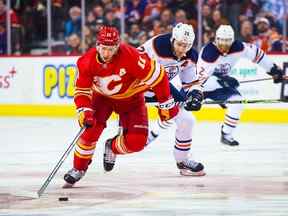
[63,26,179,187]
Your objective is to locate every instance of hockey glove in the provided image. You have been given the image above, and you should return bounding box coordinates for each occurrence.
[267,64,284,83]
[184,89,204,111]
[77,108,95,128]
[158,98,179,121]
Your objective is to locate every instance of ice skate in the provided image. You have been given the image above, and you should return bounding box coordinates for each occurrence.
[176,159,206,176]
[221,131,239,146]
[103,138,117,172]
[63,168,85,188]
[146,130,159,146]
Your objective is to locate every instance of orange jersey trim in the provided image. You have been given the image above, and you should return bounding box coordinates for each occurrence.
[143,59,156,82]
[149,66,165,88]
[77,142,96,151]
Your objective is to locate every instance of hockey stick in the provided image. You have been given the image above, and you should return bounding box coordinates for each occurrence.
[37,127,85,198]
[202,99,285,105]
[239,77,273,84]
[239,75,288,84]
[147,97,285,106]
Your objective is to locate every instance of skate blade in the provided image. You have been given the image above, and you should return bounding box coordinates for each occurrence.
[179,170,206,177]
[62,182,74,188]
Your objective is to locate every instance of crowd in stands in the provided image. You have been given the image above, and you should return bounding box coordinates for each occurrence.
[0,0,287,55]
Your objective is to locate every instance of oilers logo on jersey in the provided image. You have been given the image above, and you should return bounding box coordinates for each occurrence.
[164,64,180,80]
[214,63,232,76]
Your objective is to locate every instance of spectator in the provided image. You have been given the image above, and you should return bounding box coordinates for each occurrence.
[167,0,197,20]
[142,0,164,25]
[86,10,104,38]
[159,8,173,29]
[52,0,65,40]
[148,19,165,37]
[66,33,81,55]
[202,4,213,33]
[64,6,81,38]
[138,31,148,45]
[83,26,94,50]
[174,9,187,24]
[254,17,271,51]
[239,0,260,22]
[127,23,143,47]
[238,19,254,43]
[125,0,147,25]
[206,0,221,8]
[0,0,18,25]
[211,9,229,32]
[221,0,241,34]
[253,17,281,52]
[32,1,47,42]
[0,23,6,54]
[92,4,104,20]
[260,0,285,32]
[203,29,215,44]
[0,0,22,54]
[104,9,120,30]
[98,0,115,11]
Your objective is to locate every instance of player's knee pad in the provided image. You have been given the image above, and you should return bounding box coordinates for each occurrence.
[124,133,147,153]
[175,109,195,139]
[175,109,196,129]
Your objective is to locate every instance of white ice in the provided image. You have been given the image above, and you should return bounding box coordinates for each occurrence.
[0,117,288,216]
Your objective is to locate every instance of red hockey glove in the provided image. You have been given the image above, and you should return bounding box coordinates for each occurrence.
[158,98,179,121]
[77,108,95,128]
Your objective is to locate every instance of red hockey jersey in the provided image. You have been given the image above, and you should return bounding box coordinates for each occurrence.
[74,43,171,109]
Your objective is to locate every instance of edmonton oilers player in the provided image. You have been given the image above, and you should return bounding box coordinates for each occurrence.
[198,25,284,146]
[140,23,207,176]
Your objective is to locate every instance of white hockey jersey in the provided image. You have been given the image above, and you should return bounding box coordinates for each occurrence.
[197,40,274,78]
[139,33,202,91]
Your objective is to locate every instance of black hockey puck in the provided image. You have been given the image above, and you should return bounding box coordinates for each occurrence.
[58,197,69,201]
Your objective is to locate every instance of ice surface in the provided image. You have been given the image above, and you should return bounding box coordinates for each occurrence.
[0,117,288,216]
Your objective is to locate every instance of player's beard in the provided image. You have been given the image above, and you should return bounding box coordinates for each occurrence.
[97,44,119,63]
[218,44,230,54]
[100,55,113,63]
[216,41,232,55]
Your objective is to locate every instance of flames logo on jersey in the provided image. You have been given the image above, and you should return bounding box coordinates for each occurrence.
[214,63,232,76]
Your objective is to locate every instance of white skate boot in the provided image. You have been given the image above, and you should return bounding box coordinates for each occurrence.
[63,168,85,188]
[176,159,206,176]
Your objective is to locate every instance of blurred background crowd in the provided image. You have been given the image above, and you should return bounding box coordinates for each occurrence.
[0,0,287,55]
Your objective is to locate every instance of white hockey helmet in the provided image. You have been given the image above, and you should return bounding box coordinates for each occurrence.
[215,25,234,54]
[171,22,195,51]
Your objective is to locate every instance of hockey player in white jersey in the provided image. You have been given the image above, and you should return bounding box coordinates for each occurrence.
[197,25,284,146]
[139,23,206,176]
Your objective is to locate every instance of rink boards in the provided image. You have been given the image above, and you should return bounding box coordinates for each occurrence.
[0,55,288,122]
